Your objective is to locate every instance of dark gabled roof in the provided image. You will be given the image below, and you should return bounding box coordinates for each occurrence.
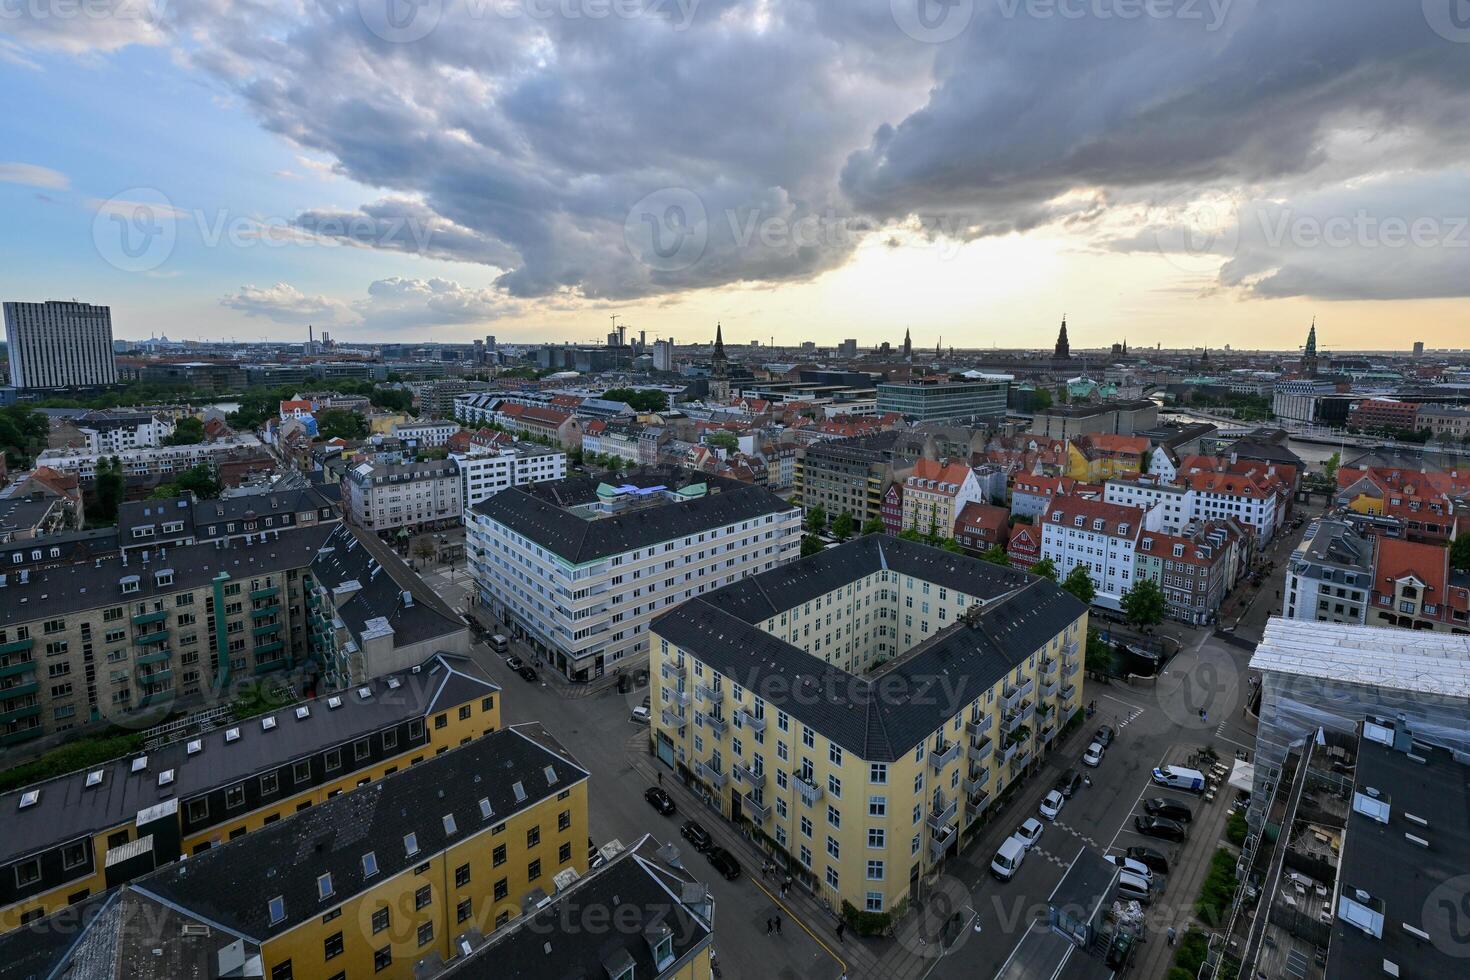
[0,653,498,868]
[134,725,588,941]
[652,536,1086,761]
[470,469,796,565]
[440,835,712,979]
[311,524,465,647]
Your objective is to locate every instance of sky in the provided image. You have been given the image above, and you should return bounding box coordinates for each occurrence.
[2,0,1469,351]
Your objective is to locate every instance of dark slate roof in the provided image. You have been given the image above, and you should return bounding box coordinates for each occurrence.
[0,523,336,630]
[471,468,796,564]
[0,527,119,570]
[0,653,497,867]
[438,835,712,980]
[135,725,587,941]
[310,524,465,648]
[652,535,1086,761]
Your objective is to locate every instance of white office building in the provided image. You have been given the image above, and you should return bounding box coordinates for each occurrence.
[390,419,461,448]
[1039,496,1163,611]
[34,434,263,481]
[74,410,175,454]
[467,471,800,680]
[451,443,568,507]
[4,300,118,389]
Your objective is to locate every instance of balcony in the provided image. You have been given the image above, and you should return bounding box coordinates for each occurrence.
[1040,679,1059,701]
[659,661,686,681]
[1009,749,1032,773]
[733,763,765,788]
[0,726,42,746]
[255,640,284,656]
[1061,683,1077,703]
[0,702,40,724]
[139,669,173,687]
[0,681,39,700]
[926,793,957,834]
[742,793,770,823]
[928,824,956,862]
[929,740,961,771]
[1039,724,1056,744]
[0,659,36,679]
[135,630,170,646]
[1002,740,1020,765]
[1002,678,1034,712]
[695,762,727,789]
[964,767,990,796]
[137,648,171,667]
[251,586,280,600]
[0,638,34,656]
[793,773,824,804]
[253,622,282,638]
[1040,656,1058,678]
[965,790,992,820]
[733,708,766,732]
[968,736,994,765]
[706,713,727,736]
[671,688,691,708]
[251,604,281,620]
[1002,703,1034,735]
[254,659,287,675]
[661,707,686,728]
[132,610,168,625]
[965,714,990,738]
[695,682,722,705]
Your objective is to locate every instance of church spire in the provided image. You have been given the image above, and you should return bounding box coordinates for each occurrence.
[1302,318,1319,378]
[713,321,725,360]
[1054,315,1071,359]
[902,327,912,362]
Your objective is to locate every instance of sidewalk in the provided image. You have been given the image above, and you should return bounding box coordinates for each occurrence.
[463,607,626,701]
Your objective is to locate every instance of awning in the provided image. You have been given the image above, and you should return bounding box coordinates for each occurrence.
[1229,758,1255,793]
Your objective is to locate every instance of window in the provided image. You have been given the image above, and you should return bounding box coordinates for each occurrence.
[324,933,344,961]
[868,795,886,817]
[528,859,542,881]
[374,946,392,973]
[527,826,540,848]
[457,897,473,923]
[324,750,341,772]
[559,841,572,863]
[867,828,885,848]
[260,773,278,796]
[417,922,434,947]
[270,961,292,980]
[869,763,887,784]
[455,863,471,887]
[494,877,509,900]
[415,885,431,910]
[225,785,246,809]
[293,760,311,784]
[372,907,390,934]
[493,843,507,867]
[16,859,41,887]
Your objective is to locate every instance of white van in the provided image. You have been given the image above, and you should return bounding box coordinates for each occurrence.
[990,837,1026,881]
[1116,870,1152,903]
[489,634,509,654]
[1152,765,1206,792]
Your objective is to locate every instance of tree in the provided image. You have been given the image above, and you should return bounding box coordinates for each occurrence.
[806,505,827,533]
[413,540,437,565]
[800,534,826,558]
[369,387,414,413]
[317,409,368,441]
[705,431,739,452]
[1029,557,1058,582]
[861,516,886,535]
[832,511,854,541]
[601,387,669,413]
[92,456,125,526]
[1031,387,1053,410]
[0,404,50,469]
[1121,578,1166,628]
[1085,627,1114,676]
[164,416,205,446]
[1061,565,1095,605]
[152,463,221,501]
[1323,451,1340,484]
[1451,534,1470,573]
[979,545,1010,566]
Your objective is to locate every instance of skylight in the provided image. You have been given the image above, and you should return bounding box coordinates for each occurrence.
[443,813,457,835]
[296,705,310,720]
[85,770,104,788]
[362,852,379,877]
[225,727,241,743]
[158,770,175,788]
[268,896,286,925]
[186,739,202,756]
[404,832,419,857]
[19,790,39,809]
[261,716,278,731]
[131,756,148,772]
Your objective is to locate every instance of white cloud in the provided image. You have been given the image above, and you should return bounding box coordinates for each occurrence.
[0,162,69,189]
[220,283,349,324]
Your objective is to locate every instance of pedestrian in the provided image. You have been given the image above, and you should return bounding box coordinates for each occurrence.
[775,915,782,935]
[657,772,662,786]
[836,921,845,943]
[1167,926,1177,946]
[766,918,774,934]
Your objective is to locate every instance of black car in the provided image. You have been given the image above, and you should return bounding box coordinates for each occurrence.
[680,820,712,852]
[1125,846,1170,875]
[1054,769,1084,799]
[704,846,741,880]
[1094,725,1116,747]
[1134,816,1187,842]
[506,656,524,671]
[1143,798,1194,823]
[517,665,539,683]
[644,786,676,815]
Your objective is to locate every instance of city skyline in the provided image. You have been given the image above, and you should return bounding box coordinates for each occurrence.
[3,3,1469,349]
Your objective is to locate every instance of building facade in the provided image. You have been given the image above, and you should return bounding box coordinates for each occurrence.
[1133,524,1236,625]
[3,301,118,390]
[450,444,567,507]
[648,535,1087,916]
[34,435,266,482]
[875,376,1009,422]
[1282,519,1374,625]
[391,419,462,448]
[795,431,913,526]
[468,471,800,680]
[342,460,465,535]
[900,459,982,538]
[1039,497,1163,611]
[74,410,174,454]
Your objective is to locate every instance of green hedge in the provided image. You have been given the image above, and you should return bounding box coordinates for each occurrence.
[0,732,147,793]
[1196,848,1239,927]
[841,899,891,937]
[1226,810,1247,846]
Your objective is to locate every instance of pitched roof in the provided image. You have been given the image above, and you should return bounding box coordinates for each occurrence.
[1041,497,1147,540]
[1374,536,1449,596]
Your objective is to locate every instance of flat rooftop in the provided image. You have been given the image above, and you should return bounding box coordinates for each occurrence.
[1251,617,1470,699]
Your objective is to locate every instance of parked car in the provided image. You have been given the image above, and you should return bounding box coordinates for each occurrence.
[505,656,524,671]
[1082,742,1105,768]
[644,786,676,815]
[1125,846,1171,875]
[680,820,712,852]
[1116,870,1153,904]
[1134,815,1187,842]
[1105,854,1155,881]
[630,705,651,724]
[1094,725,1115,747]
[991,836,1027,881]
[1039,790,1065,821]
[704,846,741,880]
[1054,769,1084,798]
[489,634,508,653]
[1143,798,1195,823]
[517,665,539,683]
[1015,817,1045,850]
